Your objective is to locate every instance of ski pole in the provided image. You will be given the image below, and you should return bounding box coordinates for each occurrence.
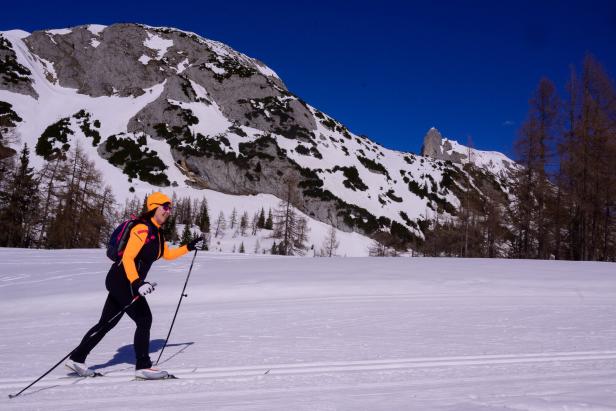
[155,249,198,365]
[8,290,148,399]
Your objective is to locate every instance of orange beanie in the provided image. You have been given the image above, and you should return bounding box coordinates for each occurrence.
[146,192,172,211]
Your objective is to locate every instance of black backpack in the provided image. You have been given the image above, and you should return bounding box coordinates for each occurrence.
[107,218,149,262]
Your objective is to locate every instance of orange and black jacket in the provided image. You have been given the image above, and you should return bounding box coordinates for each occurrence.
[107,217,188,294]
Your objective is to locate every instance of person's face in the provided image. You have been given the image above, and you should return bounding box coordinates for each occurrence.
[153,203,172,225]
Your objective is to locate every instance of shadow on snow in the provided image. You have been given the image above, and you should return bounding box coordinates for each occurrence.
[90,339,195,370]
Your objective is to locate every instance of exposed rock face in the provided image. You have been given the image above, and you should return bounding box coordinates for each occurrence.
[177,136,367,234]
[0,144,15,160]
[0,35,38,98]
[421,127,466,163]
[24,24,315,139]
[26,25,161,96]
[0,101,21,159]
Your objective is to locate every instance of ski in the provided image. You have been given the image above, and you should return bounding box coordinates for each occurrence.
[61,371,104,379]
[134,374,178,381]
[64,363,104,378]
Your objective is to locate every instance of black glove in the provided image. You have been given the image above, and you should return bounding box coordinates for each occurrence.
[187,236,204,251]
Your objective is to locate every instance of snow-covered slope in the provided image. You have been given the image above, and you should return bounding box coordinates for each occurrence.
[0,24,518,251]
[171,189,375,256]
[1,249,615,409]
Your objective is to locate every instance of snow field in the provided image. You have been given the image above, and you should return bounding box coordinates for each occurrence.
[1,250,615,410]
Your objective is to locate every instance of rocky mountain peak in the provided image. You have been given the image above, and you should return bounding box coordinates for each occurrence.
[421,127,467,163]
[0,23,518,251]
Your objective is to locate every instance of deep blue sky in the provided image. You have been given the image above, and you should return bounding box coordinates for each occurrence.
[2,0,615,158]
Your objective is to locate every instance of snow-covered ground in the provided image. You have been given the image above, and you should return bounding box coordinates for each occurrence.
[1,249,616,410]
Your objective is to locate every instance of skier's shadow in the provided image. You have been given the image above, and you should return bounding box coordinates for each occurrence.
[91,339,194,370]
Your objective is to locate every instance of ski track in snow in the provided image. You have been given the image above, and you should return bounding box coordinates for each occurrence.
[2,350,616,389]
[1,250,616,410]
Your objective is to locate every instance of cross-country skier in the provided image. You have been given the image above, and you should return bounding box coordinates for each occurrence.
[65,192,203,380]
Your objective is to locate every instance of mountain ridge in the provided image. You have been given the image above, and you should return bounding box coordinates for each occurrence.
[0,23,517,252]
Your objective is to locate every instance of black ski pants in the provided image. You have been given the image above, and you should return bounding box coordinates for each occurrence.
[70,274,153,370]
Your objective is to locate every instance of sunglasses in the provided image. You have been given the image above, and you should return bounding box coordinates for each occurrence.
[154,202,173,211]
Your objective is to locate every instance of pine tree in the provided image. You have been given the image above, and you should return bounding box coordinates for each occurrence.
[192,198,199,224]
[141,194,148,215]
[250,211,259,235]
[0,144,39,247]
[265,208,273,230]
[196,197,210,234]
[257,207,265,228]
[239,242,245,253]
[239,211,248,236]
[181,223,193,245]
[229,208,238,229]
[185,200,192,225]
[191,230,202,249]
[277,240,287,255]
[162,215,178,243]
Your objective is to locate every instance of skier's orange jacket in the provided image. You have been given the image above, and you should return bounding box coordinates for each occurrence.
[121,217,188,285]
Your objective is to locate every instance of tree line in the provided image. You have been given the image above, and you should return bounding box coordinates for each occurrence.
[422,55,616,261]
[0,146,316,255]
[0,144,115,248]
